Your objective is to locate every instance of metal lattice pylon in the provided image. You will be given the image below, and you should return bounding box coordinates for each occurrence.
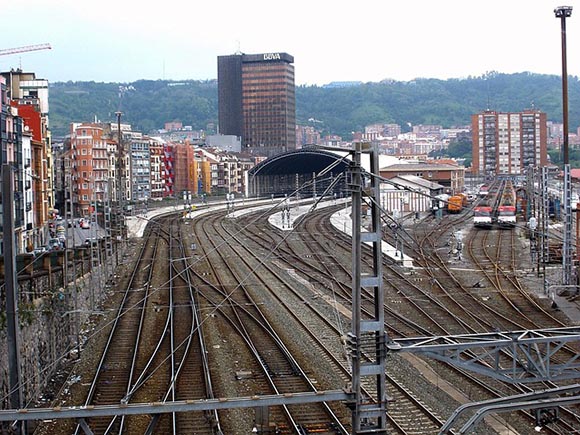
[349,142,387,434]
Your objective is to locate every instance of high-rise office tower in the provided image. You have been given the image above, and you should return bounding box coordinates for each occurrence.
[218,52,296,157]
[472,110,548,177]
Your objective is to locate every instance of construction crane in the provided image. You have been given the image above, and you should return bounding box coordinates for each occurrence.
[0,43,52,57]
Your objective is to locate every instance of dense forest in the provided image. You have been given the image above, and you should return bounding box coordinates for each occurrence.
[48,72,580,144]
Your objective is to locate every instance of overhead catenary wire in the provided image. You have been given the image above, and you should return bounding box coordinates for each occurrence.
[1,170,345,408]
[6,161,567,413]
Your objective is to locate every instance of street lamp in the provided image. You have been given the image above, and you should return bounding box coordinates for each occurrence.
[554,5,574,289]
[555,5,572,164]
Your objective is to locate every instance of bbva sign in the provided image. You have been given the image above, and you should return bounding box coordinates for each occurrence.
[263,53,281,60]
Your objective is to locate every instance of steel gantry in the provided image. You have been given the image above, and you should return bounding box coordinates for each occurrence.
[440,383,580,434]
[388,327,580,384]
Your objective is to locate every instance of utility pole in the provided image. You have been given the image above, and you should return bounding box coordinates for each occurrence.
[2,164,25,434]
[555,5,574,289]
[67,161,80,357]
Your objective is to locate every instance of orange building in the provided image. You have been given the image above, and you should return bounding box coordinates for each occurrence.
[69,123,109,216]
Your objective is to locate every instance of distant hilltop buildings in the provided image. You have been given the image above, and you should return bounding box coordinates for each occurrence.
[322,81,363,88]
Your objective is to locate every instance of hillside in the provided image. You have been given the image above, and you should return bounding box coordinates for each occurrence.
[48,72,580,140]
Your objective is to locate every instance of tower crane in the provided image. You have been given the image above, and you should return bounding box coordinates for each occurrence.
[0,43,52,57]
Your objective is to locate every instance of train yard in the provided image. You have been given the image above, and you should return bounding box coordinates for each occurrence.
[29,191,580,434]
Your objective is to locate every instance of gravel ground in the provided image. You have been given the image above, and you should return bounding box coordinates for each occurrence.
[32,213,569,435]
[32,240,142,435]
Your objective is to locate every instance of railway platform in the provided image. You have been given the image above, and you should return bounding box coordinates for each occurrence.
[515,232,580,325]
[533,273,580,324]
[125,198,415,268]
[327,208,414,267]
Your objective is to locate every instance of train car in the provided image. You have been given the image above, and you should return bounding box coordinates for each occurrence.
[495,180,517,227]
[447,195,464,213]
[478,185,489,197]
[473,205,493,228]
[496,205,516,227]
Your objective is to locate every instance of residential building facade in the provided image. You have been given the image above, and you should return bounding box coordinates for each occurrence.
[68,123,109,217]
[149,137,165,200]
[471,110,548,177]
[129,132,151,202]
[1,71,52,253]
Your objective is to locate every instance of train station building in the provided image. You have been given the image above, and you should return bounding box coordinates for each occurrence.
[247,147,349,197]
[247,146,405,198]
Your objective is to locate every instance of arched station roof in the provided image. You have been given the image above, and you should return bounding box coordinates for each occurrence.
[249,147,350,177]
[247,147,351,197]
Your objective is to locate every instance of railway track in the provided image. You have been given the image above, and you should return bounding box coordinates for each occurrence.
[191,209,349,434]
[35,197,580,435]
[75,222,162,435]
[235,201,580,434]
[38,215,221,435]
[413,207,580,433]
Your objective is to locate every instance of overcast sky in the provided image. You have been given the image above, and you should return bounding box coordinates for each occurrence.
[1,1,577,85]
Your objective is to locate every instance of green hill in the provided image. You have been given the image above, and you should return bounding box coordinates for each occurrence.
[48,72,580,140]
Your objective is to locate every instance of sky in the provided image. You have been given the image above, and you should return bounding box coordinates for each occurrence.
[1,1,578,86]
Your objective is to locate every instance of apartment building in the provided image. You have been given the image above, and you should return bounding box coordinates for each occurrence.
[1,71,52,252]
[149,137,165,200]
[296,125,321,148]
[3,70,54,216]
[128,133,151,202]
[471,110,548,177]
[68,123,110,217]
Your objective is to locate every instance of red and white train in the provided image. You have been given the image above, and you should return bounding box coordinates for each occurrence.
[473,180,517,228]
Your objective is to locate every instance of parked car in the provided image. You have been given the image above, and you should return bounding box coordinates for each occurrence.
[33,246,47,256]
[84,237,99,247]
[47,238,63,251]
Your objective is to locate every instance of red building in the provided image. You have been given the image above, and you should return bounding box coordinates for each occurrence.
[163,143,174,197]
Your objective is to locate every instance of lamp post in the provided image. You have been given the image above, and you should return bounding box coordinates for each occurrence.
[554,5,574,289]
[555,6,572,165]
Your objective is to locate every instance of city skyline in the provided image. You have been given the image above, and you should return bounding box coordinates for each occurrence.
[1,1,577,86]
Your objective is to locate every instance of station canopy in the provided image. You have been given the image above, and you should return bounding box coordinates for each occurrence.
[247,146,402,198]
